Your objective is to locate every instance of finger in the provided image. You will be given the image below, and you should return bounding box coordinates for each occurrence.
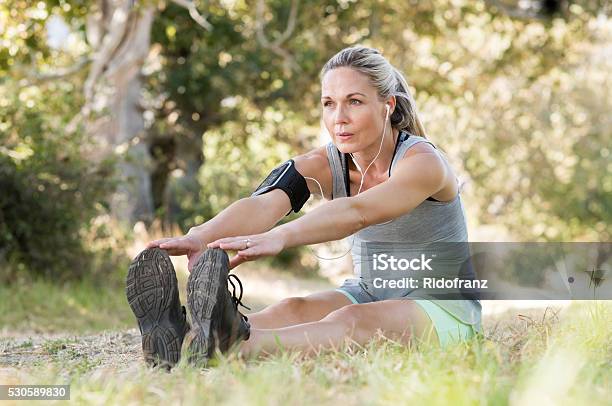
[162,247,187,256]
[187,252,202,273]
[220,242,250,251]
[158,239,186,249]
[228,254,248,270]
[207,237,244,248]
[213,238,253,251]
[207,241,221,248]
[229,248,260,267]
[147,238,174,248]
[234,247,263,263]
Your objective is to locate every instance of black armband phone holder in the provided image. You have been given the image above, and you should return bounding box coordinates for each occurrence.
[251,160,311,214]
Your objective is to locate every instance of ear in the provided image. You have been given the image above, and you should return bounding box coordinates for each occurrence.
[386,96,396,116]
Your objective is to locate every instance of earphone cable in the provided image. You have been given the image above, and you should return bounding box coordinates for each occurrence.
[304,107,392,261]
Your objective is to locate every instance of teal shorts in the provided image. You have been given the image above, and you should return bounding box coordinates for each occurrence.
[336,280,481,348]
[412,299,480,347]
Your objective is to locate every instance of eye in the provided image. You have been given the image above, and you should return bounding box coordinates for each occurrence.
[323,101,333,107]
[349,99,362,105]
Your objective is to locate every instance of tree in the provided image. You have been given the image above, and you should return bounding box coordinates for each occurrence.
[1,0,609,281]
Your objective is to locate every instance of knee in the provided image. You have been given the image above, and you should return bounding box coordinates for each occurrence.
[322,304,368,340]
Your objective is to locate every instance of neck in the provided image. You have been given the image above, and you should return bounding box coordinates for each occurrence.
[351,127,400,176]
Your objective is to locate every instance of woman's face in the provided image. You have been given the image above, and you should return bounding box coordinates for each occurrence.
[321,67,388,154]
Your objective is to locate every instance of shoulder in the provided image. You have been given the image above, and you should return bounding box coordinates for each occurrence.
[400,138,438,160]
[293,146,331,176]
[393,141,447,189]
[394,139,458,200]
[293,145,330,166]
[398,140,445,170]
[293,146,333,199]
[348,141,449,225]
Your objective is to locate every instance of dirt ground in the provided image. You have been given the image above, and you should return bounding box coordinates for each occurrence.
[0,308,563,380]
[0,261,568,379]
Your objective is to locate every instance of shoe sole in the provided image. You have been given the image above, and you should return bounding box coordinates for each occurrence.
[126,247,183,368]
[184,248,229,364]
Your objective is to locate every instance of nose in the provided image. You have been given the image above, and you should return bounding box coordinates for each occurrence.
[334,104,349,125]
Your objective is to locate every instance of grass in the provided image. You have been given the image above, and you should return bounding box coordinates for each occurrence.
[1,301,610,405]
[0,262,330,335]
[0,278,134,335]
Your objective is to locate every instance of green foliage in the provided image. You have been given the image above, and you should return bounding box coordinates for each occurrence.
[0,0,90,77]
[0,1,132,282]
[148,0,609,244]
[0,81,119,281]
[1,0,610,280]
[0,5,120,281]
[449,12,612,241]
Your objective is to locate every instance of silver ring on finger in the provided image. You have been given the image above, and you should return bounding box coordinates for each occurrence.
[244,238,251,249]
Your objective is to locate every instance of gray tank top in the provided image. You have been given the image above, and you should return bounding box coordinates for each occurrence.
[325,132,481,325]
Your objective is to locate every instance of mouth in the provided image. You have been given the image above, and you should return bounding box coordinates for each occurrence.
[335,132,354,140]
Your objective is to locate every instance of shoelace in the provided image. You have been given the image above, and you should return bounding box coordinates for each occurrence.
[228,273,251,312]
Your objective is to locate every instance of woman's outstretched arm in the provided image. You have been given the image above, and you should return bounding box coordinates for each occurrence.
[147,146,331,270]
[146,191,291,270]
[209,147,450,268]
[279,150,447,246]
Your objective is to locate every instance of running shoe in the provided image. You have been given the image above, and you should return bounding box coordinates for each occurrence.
[183,248,251,365]
[126,247,189,369]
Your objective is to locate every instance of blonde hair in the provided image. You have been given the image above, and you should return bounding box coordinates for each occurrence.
[321,46,427,138]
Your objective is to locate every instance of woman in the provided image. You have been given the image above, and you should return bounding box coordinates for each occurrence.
[127,46,481,368]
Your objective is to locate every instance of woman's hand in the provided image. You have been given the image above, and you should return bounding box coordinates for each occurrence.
[207,230,287,269]
[147,234,203,272]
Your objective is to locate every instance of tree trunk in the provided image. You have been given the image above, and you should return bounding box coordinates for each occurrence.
[83,0,156,226]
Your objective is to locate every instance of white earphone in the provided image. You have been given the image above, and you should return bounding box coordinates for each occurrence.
[307,103,391,194]
[304,102,394,261]
[349,103,391,186]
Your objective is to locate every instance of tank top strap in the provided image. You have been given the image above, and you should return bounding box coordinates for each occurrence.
[325,142,348,199]
[327,133,438,197]
[389,133,437,175]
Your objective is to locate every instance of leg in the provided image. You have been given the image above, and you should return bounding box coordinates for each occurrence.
[183,249,353,364]
[247,290,352,329]
[240,299,437,357]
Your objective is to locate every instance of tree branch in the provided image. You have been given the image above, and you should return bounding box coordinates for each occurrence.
[171,0,213,31]
[83,0,133,108]
[271,0,298,46]
[256,0,301,73]
[105,6,155,78]
[26,56,91,85]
